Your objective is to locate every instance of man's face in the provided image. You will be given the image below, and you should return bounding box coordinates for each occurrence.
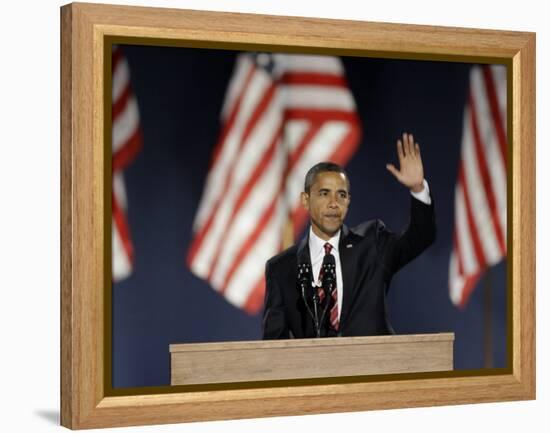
[301,171,350,241]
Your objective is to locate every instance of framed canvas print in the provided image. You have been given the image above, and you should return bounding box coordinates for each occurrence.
[60,2,535,429]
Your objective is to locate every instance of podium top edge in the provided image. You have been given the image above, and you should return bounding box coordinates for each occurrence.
[169,332,455,353]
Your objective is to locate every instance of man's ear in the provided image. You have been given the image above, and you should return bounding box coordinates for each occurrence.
[300,191,309,210]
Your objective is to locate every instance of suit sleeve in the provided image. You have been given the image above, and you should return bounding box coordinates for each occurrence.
[262,260,290,339]
[380,195,436,276]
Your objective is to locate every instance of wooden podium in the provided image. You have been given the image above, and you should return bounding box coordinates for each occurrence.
[170,333,454,385]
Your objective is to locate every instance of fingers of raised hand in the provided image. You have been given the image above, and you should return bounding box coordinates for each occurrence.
[415,141,421,157]
[402,133,420,158]
[397,133,421,165]
[397,138,405,161]
[399,133,411,157]
[402,133,410,156]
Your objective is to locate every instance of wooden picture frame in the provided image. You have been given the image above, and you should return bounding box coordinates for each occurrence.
[60,2,535,429]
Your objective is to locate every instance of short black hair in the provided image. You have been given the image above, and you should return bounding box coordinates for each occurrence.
[304,162,350,194]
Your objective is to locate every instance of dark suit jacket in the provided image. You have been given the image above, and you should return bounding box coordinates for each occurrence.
[262,196,436,339]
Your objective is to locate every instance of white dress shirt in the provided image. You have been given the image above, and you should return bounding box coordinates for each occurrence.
[307,180,431,320]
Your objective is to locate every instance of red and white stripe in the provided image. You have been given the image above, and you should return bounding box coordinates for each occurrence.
[112,46,142,282]
[187,53,361,314]
[449,64,507,307]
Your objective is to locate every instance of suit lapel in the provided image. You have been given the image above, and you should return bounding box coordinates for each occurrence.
[338,224,356,327]
[296,235,310,267]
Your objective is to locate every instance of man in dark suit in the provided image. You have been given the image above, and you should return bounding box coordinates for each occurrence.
[262,133,436,339]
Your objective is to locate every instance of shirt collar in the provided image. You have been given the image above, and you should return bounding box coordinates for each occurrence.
[308,226,340,258]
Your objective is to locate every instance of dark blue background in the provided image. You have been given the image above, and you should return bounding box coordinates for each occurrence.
[112,45,507,388]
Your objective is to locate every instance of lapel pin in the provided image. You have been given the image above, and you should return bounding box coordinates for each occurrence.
[346,244,353,248]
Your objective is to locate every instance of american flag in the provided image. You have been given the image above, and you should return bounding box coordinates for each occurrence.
[449,64,507,307]
[187,53,361,314]
[112,46,143,282]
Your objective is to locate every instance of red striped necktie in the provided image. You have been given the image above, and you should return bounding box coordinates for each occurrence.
[317,242,339,331]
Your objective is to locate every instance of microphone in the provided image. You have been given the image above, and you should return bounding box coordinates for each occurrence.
[298,262,312,291]
[321,253,336,298]
[321,254,336,292]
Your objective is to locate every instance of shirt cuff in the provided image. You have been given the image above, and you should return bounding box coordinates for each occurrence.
[410,179,431,205]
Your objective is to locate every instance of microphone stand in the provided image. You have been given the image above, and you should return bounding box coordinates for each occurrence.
[318,257,336,334]
[298,263,321,337]
[312,286,321,338]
